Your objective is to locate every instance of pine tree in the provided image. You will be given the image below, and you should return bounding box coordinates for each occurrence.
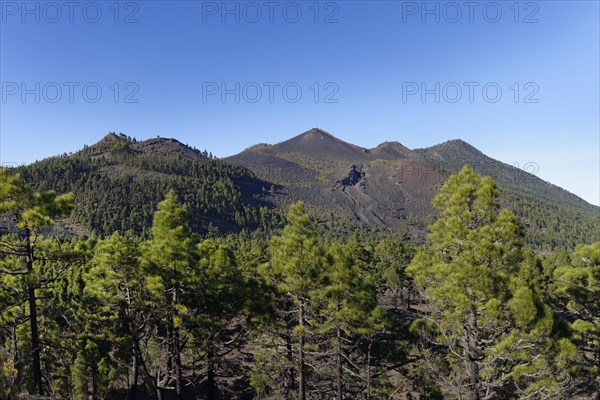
[554,241,600,398]
[191,239,246,400]
[0,168,73,395]
[373,238,415,310]
[141,190,198,400]
[407,165,570,399]
[39,236,96,399]
[316,242,382,399]
[262,202,326,400]
[84,232,147,400]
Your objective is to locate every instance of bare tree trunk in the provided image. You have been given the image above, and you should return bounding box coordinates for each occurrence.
[207,345,216,400]
[128,343,139,400]
[164,314,179,400]
[336,323,343,400]
[467,360,480,400]
[28,284,42,395]
[156,370,164,400]
[92,368,99,400]
[25,229,43,396]
[126,288,139,400]
[285,324,295,396]
[174,329,182,400]
[595,348,600,400]
[172,269,182,400]
[366,335,372,400]
[298,300,306,400]
[466,309,480,400]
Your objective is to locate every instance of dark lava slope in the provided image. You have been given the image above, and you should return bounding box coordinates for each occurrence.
[227,128,600,248]
[226,128,445,229]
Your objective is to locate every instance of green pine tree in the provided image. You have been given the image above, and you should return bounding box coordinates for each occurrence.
[317,242,382,399]
[261,202,326,400]
[141,190,198,400]
[554,241,600,398]
[407,165,572,399]
[0,168,73,396]
[84,232,147,400]
[191,239,246,400]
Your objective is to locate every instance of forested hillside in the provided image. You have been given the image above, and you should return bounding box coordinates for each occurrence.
[228,129,600,251]
[16,133,282,236]
[1,166,599,400]
[415,140,600,250]
[12,131,599,251]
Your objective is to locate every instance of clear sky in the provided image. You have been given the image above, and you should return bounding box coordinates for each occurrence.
[1,0,598,205]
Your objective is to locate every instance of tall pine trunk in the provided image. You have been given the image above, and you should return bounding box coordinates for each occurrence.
[285,323,295,396]
[156,370,164,400]
[366,335,373,400]
[28,284,42,395]
[172,268,182,400]
[207,345,216,400]
[467,360,480,400]
[595,345,600,400]
[466,309,480,400]
[336,322,343,400]
[298,300,306,400]
[595,348,600,400]
[174,329,182,400]
[128,343,138,400]
[126,288,139,400]
[25,229,43,396]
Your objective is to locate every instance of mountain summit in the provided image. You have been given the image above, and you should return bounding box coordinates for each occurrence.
[89,133,205,160]
[14,129,600,249]
[227,128,599,248]
[270,128,369,160]
[18,133,274,236]
[228,129,446,230]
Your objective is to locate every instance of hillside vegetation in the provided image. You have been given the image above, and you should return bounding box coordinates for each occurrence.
[17,133,281,236]
[229,129,599,250]
[9,130,598,251]
[415,140,600,249]
[2,166,599,399]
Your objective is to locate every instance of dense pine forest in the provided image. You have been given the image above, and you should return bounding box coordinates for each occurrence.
[15,133,282,237]
[1,164,599,400]
[415,140,600,250]
[13,132,600,252]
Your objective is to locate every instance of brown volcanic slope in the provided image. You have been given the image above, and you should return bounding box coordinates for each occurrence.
[90,133,206,161]
[228,128,599,248]
[371,141,418,160]
[130,137,203,160]
[271,128,370,161]
[228,128,372,185]
[226,128,445,229]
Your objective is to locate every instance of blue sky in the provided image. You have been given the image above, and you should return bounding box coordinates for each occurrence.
[1,0,598,205]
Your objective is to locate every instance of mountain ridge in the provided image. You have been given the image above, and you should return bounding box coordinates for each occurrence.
[16,133,280,236]
[11,129,599,249]
[226,128,599,249]
[415,139,596,212]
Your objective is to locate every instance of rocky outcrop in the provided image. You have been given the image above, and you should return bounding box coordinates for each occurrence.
[339,165,362,186]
